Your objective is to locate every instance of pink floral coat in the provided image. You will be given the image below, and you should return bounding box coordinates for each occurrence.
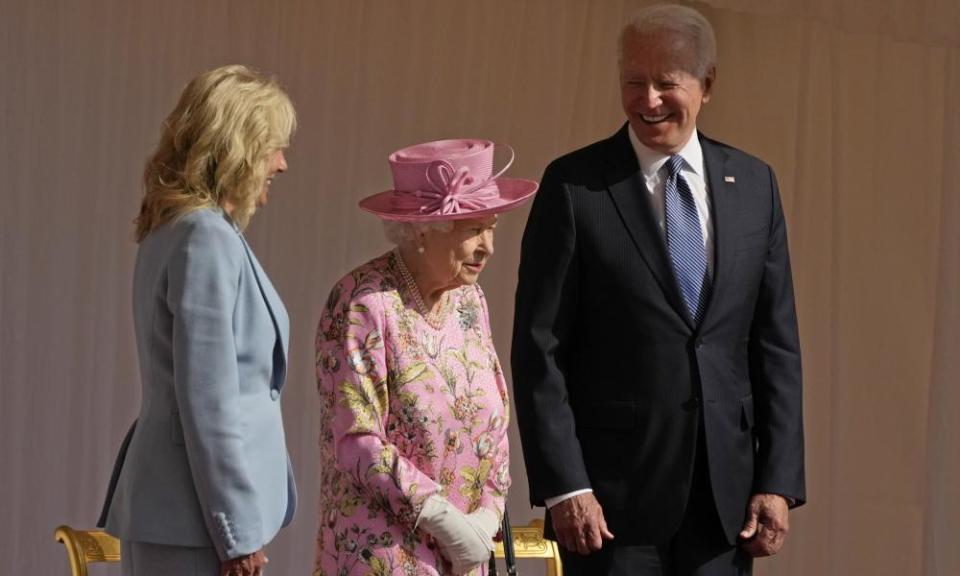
[315,251,511,576]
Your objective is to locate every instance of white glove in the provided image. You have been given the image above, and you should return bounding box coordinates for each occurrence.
[417,495,499,574]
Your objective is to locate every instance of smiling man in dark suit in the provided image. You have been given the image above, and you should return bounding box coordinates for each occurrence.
[511,4,805,575]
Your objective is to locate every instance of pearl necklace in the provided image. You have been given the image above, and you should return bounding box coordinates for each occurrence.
[393,248,448,330]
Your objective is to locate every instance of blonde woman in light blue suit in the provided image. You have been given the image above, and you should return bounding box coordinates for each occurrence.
[100,65,297,576]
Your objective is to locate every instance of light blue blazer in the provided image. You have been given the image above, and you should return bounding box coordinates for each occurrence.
[103,208,296,560]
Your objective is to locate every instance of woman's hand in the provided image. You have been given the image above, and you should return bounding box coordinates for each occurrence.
[417,496,498,574]
[219,549,268,576]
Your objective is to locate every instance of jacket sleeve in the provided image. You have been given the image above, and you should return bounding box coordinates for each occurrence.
[165,220,262,560]
[511,162,592,506]
[476,286,511,520]
[316,282,442,531]
[748,166,806,506]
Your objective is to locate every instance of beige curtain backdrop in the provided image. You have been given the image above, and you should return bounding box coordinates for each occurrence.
[1,1,957,574]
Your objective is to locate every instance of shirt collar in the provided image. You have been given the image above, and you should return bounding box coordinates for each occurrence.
[628,124,704,180]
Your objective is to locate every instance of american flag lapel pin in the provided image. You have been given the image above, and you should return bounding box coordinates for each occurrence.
[724,176,736,183]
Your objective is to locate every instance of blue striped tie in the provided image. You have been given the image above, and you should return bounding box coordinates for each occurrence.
[664,155,709,323]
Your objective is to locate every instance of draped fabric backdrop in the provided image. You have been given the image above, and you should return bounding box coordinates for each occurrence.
[1,1,958,574]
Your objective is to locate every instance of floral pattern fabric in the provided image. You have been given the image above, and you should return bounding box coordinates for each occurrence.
[315,251,511,576]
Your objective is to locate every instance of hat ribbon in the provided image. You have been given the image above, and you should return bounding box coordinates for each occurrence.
[394,145,515,216]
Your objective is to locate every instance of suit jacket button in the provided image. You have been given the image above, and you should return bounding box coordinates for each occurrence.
[270,389,280,401]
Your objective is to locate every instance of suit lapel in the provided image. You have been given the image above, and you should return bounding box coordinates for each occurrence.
[604,124,691,327]
[237,234,290,390]
[699,134,736,331]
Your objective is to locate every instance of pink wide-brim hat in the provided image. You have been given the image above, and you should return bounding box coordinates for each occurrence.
[358,139,538,222]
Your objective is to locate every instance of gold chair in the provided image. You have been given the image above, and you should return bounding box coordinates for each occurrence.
[493,518,563,576]
[53,521,561,575]
[54,525,121,576]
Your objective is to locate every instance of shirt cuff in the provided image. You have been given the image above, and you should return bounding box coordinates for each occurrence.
[544,488,593,509]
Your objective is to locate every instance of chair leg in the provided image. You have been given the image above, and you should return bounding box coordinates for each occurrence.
[54,526,88,576]
[549,540,562,576]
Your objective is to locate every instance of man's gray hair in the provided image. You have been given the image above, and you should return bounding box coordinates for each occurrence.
[382,220,454,247]
[617,4,717,80]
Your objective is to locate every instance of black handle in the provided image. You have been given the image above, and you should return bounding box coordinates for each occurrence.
[502,509,518,575]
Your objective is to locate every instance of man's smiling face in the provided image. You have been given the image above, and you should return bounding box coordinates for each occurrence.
[620,29,714,155]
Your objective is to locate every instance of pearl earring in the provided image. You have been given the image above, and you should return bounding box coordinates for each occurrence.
[417,245,425,254]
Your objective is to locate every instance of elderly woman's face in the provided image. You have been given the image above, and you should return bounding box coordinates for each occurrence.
[256,149,288,208]
[421,215,497,288]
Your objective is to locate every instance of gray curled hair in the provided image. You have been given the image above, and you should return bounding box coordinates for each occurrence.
[617,4,717,80]
[382,220,454,247]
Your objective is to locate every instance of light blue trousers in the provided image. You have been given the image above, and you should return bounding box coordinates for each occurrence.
[120,540,219,576]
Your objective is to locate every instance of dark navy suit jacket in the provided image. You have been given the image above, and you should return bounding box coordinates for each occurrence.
[512,125,805,545]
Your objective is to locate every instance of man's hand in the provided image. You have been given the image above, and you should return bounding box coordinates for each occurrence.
[738,493,789,557]
[220,549,268,576]
[550,492,615,555]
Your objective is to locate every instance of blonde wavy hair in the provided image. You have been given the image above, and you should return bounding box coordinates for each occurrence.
[134,65,296,242]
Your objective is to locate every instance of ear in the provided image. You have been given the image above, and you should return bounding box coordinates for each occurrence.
[702,66,716,103]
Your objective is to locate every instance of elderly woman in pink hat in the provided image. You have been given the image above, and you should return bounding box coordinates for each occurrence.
[314,140,537,576]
